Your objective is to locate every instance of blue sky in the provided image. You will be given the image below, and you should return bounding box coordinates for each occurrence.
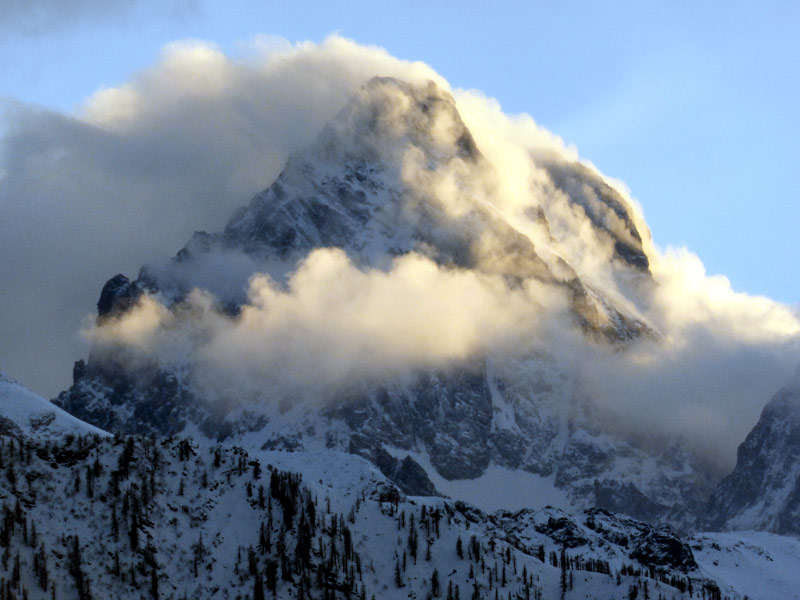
[2,0,799,306]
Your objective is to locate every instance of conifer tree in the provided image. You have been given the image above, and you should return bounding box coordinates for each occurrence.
[431,568,440,597]
[253,573,265,600]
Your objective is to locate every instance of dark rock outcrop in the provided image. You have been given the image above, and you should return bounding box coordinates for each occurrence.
[704,373,800,535]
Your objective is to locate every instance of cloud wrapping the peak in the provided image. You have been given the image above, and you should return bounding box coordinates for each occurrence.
[83,248,566,403]
[0,35,445,395]
[196,249,561,402]
[1,36,799,471]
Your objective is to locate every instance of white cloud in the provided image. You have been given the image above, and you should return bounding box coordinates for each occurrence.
[2,36,799,471]
[0,35,443,395]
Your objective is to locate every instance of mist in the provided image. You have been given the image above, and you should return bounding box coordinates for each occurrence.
[2,36,800,470]
[0,36,442,396]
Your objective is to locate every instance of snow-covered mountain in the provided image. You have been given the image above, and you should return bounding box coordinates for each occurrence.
[54,77,720,530]
[704,370,800,535]
[3,68,800,600]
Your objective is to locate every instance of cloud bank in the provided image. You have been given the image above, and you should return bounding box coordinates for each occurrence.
[0,36,442,395]
[2,36,799,469]
[88,249,563,404]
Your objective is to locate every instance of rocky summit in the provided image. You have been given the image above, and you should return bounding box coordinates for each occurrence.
[54,77,720,532]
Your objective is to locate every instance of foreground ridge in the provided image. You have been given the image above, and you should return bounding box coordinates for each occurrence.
[0,433,776,600]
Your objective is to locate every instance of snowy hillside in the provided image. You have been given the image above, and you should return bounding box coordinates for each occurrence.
[0,432,792,600]
[691,531,800,600]
[0,372,105,440]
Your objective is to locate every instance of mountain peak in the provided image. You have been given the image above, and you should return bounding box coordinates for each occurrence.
[311,76,480,167]
[55,74,678,528]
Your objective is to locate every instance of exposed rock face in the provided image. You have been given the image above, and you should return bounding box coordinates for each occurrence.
[496,506,697,572]
[54,77,715,529]
[56,360,197,437]
[366,446,438,496]
[96,274,143,318]
[334,366,495,480]
[57,351,716,530]
[629,529,697,572]
[704,372,800,535]
[540,158,650,273]
[56,360,268,441]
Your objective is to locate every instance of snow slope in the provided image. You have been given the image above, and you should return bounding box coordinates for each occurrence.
[0,431,793,600]
[692,531,800,600]
[0,371,106,439]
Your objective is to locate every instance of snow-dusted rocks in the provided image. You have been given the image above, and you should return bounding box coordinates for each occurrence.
[0,372,105,440]
[704,371,800,535]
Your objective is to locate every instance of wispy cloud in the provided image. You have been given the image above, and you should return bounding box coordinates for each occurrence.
[0,0,198,35]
